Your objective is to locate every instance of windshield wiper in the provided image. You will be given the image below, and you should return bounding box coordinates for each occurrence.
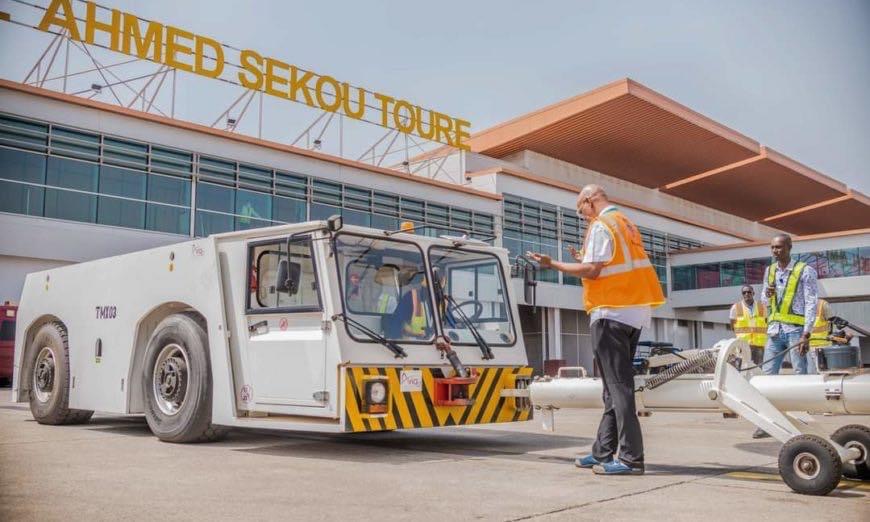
[332,313,407,358]
[432,276,494,360]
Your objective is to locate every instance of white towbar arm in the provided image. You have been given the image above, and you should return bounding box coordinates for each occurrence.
[527,337,866,495]
[526,338,862,463]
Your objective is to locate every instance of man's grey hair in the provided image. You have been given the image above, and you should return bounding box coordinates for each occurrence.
[772,233,792,247]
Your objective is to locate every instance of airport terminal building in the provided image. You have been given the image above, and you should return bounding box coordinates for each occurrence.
[1,77,869,373]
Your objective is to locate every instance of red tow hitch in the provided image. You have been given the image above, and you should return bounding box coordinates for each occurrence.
[433,373,478,407]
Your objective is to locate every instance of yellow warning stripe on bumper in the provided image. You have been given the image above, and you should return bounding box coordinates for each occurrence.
[344,366,533,432]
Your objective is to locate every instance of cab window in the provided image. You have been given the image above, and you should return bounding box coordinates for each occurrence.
[334,233,435,343]
[429,246,516,346]
[247,238,321,312]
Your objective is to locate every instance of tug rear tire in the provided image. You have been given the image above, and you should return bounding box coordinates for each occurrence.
[142,314,226,443]
[778,434,841,496]
[26,322,94,425]
[831,424,870,481]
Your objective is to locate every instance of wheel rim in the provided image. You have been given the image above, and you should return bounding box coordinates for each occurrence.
[152,343,190,416]
[793,452,821,480]
[32,347,56,403]
[845,440,867,466]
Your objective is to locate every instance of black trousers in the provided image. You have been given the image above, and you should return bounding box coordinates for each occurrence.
[591,319,644,467]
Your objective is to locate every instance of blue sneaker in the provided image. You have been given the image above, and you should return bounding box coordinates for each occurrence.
[574,454,602,468]
[592,459,644,475]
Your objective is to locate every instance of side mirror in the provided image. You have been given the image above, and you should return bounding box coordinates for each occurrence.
[276,259,302,295]
[327,214,343,232]
[523,263,537,306]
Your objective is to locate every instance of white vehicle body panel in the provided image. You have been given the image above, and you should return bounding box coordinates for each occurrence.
[12,222,529,433]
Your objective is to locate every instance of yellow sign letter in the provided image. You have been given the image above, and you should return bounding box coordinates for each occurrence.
[121,15,163,61]
[165,25,195,73]
[85,1,121,51]
[238,49,264,91]
[195,36,224,79]
[38,0,81,41]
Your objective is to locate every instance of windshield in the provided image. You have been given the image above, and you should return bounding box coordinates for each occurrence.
[429,246,516,346]
[335,234,435,343]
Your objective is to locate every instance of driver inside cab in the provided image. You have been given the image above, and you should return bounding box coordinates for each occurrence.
[384,268,432,340]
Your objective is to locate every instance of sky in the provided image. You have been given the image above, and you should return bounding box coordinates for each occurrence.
[1,0,868,193]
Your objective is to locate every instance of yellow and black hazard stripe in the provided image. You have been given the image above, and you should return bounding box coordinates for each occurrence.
[343,366,533,432]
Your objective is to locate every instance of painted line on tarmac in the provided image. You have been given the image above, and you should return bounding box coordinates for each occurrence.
[505,464,770,522]
[723,470,870,491]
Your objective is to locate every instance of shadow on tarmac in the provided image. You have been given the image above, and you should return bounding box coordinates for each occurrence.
[86,416,154,437]
[733,441,781,457]
[67,414,594,466]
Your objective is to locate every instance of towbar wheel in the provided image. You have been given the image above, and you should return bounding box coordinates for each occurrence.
[831,424,870,481]
[778,434,842,496]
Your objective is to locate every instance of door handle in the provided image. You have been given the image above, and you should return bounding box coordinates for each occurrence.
[248,320,268,335]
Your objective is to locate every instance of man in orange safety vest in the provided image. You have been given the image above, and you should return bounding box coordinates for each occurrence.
[528,184,665,476]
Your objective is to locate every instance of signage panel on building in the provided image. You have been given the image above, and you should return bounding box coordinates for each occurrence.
[36,0,472,149]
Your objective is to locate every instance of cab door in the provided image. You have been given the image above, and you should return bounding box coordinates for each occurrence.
[244,236,326,409]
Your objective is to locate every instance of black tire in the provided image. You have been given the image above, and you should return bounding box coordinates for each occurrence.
[142,313,225,443]
[831,424,870,481]
[26,322,94,425]
[778,434,842,496]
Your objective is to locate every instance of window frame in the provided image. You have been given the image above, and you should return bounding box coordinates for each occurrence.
[332,231,436,345]
[245,235,323,315]
[427,245,518,348]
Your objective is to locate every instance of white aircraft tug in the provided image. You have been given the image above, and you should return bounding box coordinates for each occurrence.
[12,217,534,441]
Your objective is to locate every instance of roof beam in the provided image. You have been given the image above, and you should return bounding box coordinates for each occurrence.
[761,194,852,222]
[663,148,767,190]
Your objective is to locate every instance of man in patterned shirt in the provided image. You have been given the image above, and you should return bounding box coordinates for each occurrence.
[753,233,818,438]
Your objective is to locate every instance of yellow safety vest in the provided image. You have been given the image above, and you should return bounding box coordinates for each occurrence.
[733,301,767,349]
[407,290,428,336]
[377,292,394,313]
[767,261,807,326]
[809,299,830,349]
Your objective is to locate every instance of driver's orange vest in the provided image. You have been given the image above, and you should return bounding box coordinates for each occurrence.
[582,209,666,312]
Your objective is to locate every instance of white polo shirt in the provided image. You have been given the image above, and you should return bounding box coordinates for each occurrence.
[582,206,651,330]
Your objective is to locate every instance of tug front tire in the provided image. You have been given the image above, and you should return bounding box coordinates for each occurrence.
[142,314,225,443]
[778,434,841,496]
[831,424,870,481]
[26,322,94,425]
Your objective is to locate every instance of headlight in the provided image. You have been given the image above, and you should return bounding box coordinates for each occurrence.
[362,378,389,414]
[369,381,387,404]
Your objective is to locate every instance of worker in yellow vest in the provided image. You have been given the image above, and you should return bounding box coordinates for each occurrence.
[809,298,831,349]
[529,184,665,476]
[805,298,834,374]
[753,234,819,439]
[758,234,819,377]
[729,285,767,364]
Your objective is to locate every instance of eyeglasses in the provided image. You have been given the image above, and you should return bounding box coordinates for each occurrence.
[576,197,591,216]
[741,290,753,295]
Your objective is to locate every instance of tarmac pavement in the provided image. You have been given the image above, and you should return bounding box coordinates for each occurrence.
[1,386,868,521]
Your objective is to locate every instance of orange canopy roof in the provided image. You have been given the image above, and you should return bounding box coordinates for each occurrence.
[469,79,870,235]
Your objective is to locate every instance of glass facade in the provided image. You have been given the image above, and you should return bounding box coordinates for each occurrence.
[0,113,496,240]
[503,194,704,291]
[503,196,562,283]
[672,248,870,291]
